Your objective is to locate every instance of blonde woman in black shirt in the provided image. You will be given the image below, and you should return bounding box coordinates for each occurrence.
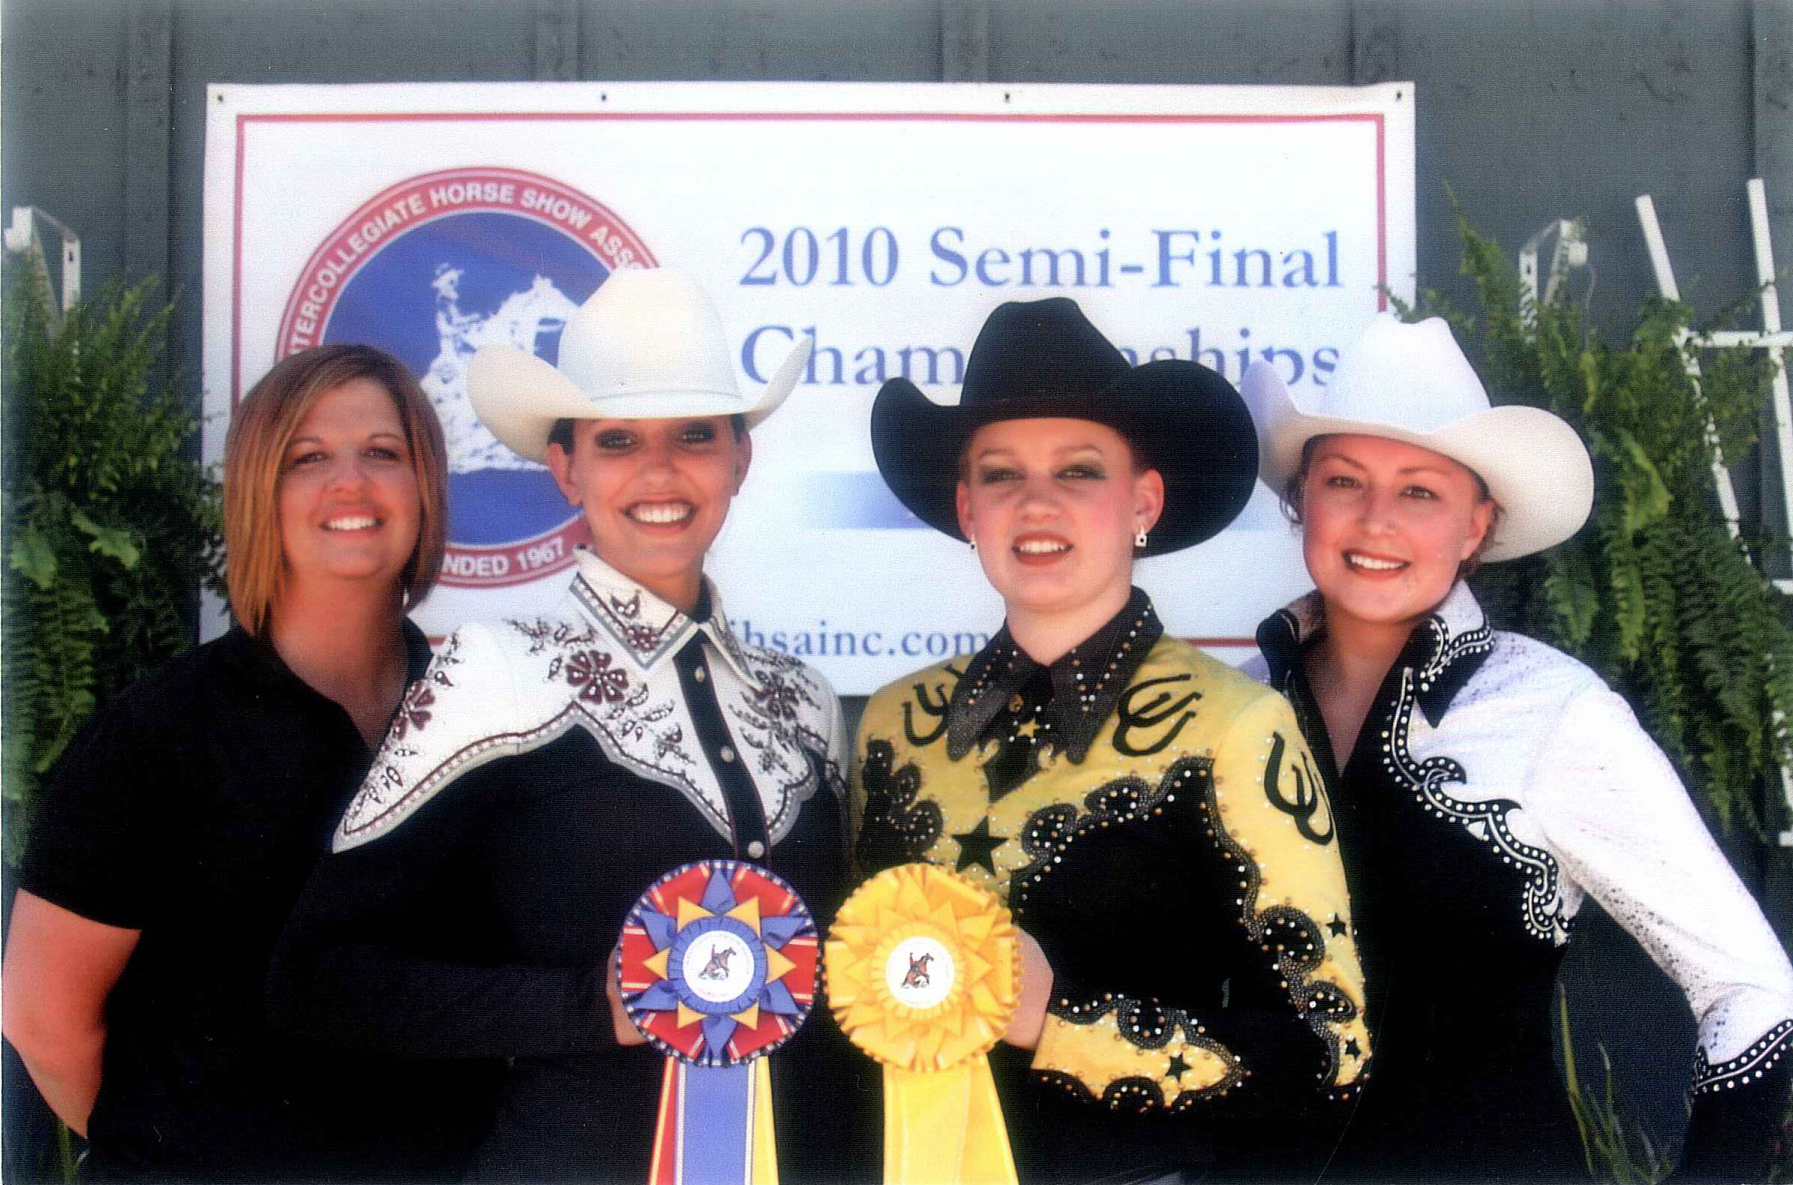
[2,344,468,1180]
[1242,315,1793,1181]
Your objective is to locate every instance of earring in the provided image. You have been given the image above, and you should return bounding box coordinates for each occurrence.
[969,538,978,552]
[1135,527,1148,549]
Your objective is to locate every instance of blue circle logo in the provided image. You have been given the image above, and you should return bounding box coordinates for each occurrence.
[278,168,656,587]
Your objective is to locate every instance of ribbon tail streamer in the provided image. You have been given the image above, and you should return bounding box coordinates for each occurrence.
[648,1060,781,1185]
[751,1058,779,1185]
[883,1054,1016,1185]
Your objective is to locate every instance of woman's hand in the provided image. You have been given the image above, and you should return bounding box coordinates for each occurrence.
[0,890,141,1136]
[1002,928,1055,1050]
[605,941,648,1047]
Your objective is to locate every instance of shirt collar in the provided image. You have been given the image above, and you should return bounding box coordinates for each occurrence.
[566,547,763,689]
[236,617,433,694]
[946,587,1163,764]
[1256,580,1495,726]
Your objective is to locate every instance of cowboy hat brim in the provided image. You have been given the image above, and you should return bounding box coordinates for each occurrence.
[871,359,1258,558]
[468,334,813,463]
[1244,361,1594,562]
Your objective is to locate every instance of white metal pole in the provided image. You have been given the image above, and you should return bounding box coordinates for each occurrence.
[1639,188,1793,844]
[1746,179,1793,555]
[1634,194,1746,539]
[1740,179,1793,846]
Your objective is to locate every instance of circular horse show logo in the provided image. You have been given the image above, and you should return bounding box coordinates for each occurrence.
[884,934,955,1010]
[276,167,657,588]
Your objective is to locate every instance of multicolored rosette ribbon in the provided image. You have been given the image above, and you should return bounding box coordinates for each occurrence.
[824,863,1021,1185]
[618,861,817,1185]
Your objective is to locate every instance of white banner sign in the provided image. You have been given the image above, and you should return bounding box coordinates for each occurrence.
[204,81,1414,693]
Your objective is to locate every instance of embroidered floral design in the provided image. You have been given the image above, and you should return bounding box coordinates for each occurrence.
[570,577,686,664]
[566,649,629,704]
[513,618,601,656]
[600,683,693,769]
[726,651,830,821]
[654,724,686,761]
[340,578,842,853]
[754,680,801,720]
[342,635,467,837]
[506,616,713,811]
[391,684,436,740]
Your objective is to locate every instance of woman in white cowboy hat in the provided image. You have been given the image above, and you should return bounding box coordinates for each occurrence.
[856,297,1373,1184]
[1242,314,1793,1182]
[270,269,872,1181]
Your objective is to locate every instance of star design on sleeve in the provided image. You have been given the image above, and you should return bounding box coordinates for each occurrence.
[1344,1038,1362,1059]
[1165,1052,1191,1082]
[952,816,1007,876]
[1327,914,1348,938]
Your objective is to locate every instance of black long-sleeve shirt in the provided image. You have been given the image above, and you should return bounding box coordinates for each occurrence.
[270,552,876,1182]
[852,590,1370,1183]
[1251,583,1793,1182]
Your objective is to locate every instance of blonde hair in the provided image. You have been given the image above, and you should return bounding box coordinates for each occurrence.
[224,345,449,634]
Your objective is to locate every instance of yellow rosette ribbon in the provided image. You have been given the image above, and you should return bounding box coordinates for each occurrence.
[825,863,1020,1185]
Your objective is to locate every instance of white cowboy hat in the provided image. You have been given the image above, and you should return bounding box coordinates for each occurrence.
[467,267,811,462]
[1241,314,1593,562]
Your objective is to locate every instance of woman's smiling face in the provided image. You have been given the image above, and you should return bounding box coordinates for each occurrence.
[1300,433,1494,633]
[276,376,421,599]
[547,416,748,610]
[954,417,1162,626]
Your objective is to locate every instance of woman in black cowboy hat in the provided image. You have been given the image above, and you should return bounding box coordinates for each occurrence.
[852,297,1372,1183]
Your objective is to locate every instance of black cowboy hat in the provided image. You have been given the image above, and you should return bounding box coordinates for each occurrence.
[870,297,1258,557]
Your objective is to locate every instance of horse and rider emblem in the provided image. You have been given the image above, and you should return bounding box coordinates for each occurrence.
[882,934,955,1010]
[699,943,736,982]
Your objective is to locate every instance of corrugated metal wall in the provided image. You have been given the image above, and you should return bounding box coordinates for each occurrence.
[5,0,1791,1167]
[7,2,1789,398]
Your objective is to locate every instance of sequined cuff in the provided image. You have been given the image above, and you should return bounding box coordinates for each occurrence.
[1031,993,1245,1112]
[1679,1020,1793,1180]
[1690,1018,1793,1097]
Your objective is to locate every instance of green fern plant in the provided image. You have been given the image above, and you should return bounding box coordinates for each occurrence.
[1,261,223,865]
[1407,207,1793,833]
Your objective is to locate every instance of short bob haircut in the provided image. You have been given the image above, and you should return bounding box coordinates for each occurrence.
[224,344,449,635]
